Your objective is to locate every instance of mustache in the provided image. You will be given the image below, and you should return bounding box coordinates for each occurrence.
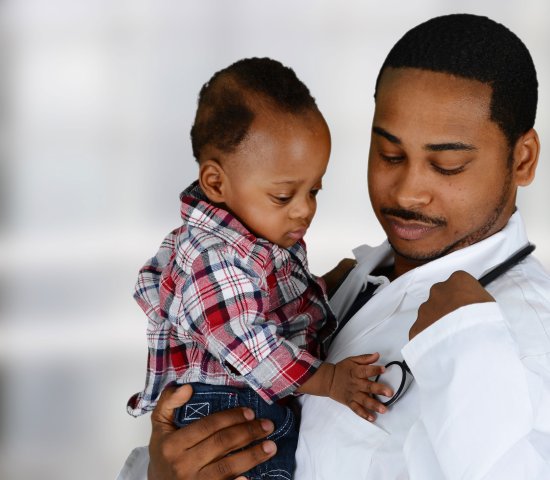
[381,207,447,227]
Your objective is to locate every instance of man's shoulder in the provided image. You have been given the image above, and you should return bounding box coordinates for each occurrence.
[492,255,550,356]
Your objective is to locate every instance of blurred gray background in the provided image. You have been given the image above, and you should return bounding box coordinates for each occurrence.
[0,1,548,479]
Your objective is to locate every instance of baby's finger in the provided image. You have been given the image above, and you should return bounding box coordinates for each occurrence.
[358,379,393,398]
[352,363,385,380]
[353,392,389,415]
[349,400,377,422]
[349,352,381,365]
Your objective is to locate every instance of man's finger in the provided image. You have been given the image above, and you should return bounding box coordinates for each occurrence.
[190,417,275,466]
[151,384,194,428]
[199,440,277,480]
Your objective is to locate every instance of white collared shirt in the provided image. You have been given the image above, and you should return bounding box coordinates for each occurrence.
[295,211,550,479]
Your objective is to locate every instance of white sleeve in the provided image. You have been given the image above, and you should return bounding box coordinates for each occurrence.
[115,447,149,480]
[402,302,550,480]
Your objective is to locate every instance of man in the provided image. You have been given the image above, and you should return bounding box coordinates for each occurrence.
[118,13,550,479]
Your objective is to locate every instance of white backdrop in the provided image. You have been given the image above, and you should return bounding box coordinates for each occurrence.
[0,1,548,479]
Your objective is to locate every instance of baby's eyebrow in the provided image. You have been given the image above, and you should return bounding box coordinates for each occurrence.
[271,180,298,185]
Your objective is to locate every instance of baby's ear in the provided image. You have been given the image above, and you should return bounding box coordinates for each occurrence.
[199,159,226,203]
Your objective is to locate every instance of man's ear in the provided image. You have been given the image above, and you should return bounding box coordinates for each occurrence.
[513,128,539,187]
[199,159,227,203]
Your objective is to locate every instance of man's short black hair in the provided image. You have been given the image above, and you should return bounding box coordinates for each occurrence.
[191,57,318,161]
[374,14,538,145]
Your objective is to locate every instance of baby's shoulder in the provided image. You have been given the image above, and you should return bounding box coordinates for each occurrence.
[174,227,274,277]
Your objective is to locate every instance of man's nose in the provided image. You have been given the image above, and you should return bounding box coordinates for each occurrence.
[393,163,431,209]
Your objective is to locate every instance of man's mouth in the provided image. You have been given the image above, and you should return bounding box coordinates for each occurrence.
[381,208,446,241]
[386,217,441,241]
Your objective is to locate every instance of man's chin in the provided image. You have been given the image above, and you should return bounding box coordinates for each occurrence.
[389,241,450,264]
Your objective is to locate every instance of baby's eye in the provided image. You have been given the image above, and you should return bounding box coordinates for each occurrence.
[271,194,292,204]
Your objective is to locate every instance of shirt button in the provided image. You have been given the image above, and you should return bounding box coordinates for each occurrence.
[263,380,272,388]
[274,258,282,269]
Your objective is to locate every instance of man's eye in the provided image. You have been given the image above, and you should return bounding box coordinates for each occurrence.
[310,188,321,197]
[380,154,404,163]
[432,164,465,175]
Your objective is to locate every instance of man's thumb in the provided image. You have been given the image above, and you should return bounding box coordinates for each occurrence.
[151,384,193,429]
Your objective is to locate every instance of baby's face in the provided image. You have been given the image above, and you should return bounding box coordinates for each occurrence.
[220,109,331,248]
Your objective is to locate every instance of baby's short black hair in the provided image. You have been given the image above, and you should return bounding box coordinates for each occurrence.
[374,14,538,145]
[191,57,319,161]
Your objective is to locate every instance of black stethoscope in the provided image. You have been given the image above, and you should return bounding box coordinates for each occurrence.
[374,243,536,407]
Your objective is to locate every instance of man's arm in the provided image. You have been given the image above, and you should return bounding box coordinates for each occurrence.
[403,271,550,479]
[408,270,495,340]
[321,258,357,299]
[147,385,277,480]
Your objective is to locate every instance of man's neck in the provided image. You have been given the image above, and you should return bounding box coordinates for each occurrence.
[371,264,398,281]
[380,254,430,281]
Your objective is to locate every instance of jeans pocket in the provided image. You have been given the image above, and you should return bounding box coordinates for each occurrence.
[173,384,239,428]
[266,406,296,442]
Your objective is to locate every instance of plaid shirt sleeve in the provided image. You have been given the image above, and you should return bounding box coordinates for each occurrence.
[127,230,179,415]
[178,244,321,403]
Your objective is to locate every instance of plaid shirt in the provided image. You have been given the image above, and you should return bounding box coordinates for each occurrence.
[127,181,337,416]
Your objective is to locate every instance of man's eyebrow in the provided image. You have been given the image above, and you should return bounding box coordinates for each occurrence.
[373,126,477,152]
[372,126,401,145]
[425,142,477,152]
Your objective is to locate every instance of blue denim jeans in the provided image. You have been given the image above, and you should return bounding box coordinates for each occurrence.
[174,383,298,480]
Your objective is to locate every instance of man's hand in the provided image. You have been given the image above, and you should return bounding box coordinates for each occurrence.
[148,384,277,480]
[410,270,495,340]
[328,353,393,422]
[322,258,357,298]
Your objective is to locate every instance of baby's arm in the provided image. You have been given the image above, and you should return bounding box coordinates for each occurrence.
[322,258,357,298]
[296,352,393,421]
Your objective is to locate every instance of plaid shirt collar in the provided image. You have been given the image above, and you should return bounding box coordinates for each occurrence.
[180,181,308,268]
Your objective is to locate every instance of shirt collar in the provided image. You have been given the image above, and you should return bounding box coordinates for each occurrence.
[179,181,299,266]
[402,211,529,299]
[179,181,252,245]
[332,211,529,314]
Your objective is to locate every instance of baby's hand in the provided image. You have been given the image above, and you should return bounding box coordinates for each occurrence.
[328,353,393,421]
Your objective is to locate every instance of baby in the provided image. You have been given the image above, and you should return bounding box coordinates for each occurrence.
[127,57,390,479]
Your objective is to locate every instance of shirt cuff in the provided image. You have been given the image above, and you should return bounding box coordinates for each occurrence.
[244,344,322,403]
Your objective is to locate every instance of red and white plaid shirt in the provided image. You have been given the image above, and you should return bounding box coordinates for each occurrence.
[127,182,337,416]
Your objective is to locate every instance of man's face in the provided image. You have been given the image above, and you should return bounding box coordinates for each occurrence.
[368,68,517,273]
[216,109,331,249]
